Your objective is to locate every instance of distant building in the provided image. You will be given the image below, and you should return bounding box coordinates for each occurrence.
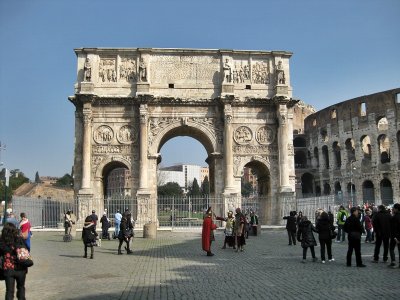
[159,164,207,193]
[243,167,258,193]
[106,168,131,198]
[39,176,59,185]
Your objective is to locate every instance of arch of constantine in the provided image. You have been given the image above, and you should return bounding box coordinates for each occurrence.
[68,48,298,226]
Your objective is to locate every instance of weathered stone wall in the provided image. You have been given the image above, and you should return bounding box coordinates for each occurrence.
[298,88,400,205]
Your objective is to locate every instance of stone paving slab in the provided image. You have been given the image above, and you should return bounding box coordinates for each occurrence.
[0,230,399,299]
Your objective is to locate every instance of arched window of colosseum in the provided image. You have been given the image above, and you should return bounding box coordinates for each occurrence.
[315,185,321,196]
[322,145,329,169]
[295,150,307,168]
[293,136,306,147]
[312,119,317,127]
[307,151,312,167]
[347,182,356,201]
[332,141,341,169]
[362,180,375,203]
[360,102,366,117]
[323,182,331,195]
[320,128,328,142]
[377,117,388,131]
[334,182,342,198]
[345,138,356,162]
[313,147,319,168]
[331,109,337,119]
[301,173,314,196]
[360,135,371,160]
[378,134,390,163]
[380,178,393,206]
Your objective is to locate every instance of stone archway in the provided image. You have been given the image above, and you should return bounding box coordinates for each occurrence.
[70,47,296,225]
[234,156,276,224]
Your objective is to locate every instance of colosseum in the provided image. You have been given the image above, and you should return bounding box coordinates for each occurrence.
[295,88,400,207]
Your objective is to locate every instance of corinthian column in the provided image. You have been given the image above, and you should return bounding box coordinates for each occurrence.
[139,104,148,190]
[224,104,234,192]
[81,106,92,190]
[277,102,291,191]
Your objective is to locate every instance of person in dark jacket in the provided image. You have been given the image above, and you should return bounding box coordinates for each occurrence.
[0,223,29,300]
[343,207,366,267]
[388,203,400,268]
[82,215,98,259]
[297,216,318,263]
[100,212,111,240]
[91,210,98,231]
[283,211,297,245]
[372,205,391,263]
[118,211,134,255]
[316,212,335,263]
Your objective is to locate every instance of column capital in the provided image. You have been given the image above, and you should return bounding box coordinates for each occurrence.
[82,107,92,124]
[139,104,148,124]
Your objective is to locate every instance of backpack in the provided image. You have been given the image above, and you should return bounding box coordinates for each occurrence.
[340,212,347,222]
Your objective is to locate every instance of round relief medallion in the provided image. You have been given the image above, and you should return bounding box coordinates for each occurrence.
[93,125,114,144]
[117,125,137,144]
[234,126,253,145]
[256,126,275,144]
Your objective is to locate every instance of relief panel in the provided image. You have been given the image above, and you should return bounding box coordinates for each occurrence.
[99,58,117,83]
[119,57,137,82]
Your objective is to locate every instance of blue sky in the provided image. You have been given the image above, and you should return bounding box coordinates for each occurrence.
[0,0,399,179]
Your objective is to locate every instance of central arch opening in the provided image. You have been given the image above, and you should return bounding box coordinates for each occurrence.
[156,127,214,228]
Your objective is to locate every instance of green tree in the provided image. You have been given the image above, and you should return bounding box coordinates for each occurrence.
[0,168,29,201]
[188,178,201,196]
[157,182,183,196]
[35,171,41,183]
[241,180,254,197]
[55,173,73,187]
[201,176,210,195]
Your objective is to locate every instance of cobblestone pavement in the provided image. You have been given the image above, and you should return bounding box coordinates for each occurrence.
[1,229,399,300]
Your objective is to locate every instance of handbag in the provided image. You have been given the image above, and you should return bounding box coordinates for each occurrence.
[16,247,34,268]
[330,230,337,240]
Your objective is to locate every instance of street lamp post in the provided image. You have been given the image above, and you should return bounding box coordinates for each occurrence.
[350,160,356,207]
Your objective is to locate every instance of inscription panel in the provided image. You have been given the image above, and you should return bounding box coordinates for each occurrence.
[150,55,220,84]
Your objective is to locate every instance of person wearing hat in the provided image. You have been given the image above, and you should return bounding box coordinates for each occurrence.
[343,207,366,267]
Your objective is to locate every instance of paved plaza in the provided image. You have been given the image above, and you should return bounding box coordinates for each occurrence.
[1,229,399,300]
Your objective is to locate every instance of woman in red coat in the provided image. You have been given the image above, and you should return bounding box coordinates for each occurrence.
[202,207,218,256]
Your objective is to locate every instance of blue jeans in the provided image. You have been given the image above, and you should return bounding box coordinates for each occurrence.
[337,224,345,242]
[365,228,372,242]
[115,221,121,236]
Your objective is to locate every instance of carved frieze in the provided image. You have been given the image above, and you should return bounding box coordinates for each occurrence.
[150,55,220,84]
[92,145,131,154]
[119,57,137,82]
[256,126,275,145]
[233,144,278,155]
[234,126,252,145]
[99,58,117,83]
[117,125,137,144]
[252,61,270,84]
[93,125,114,144]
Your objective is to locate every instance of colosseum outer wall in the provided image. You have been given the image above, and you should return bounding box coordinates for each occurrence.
[297,88,400,206]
